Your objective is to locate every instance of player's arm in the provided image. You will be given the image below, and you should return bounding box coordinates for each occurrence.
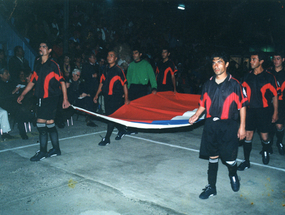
[171,73,177,94]
[17,82,35,104]
[189,106,205,124]
[237,106,246,140]
[60,81,70,109]
[272,95,278,123]
[93,83,103,103]
[123,84,130,105]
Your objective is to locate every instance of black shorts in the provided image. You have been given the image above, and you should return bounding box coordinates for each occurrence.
[104,94,124,116]
[276,100,285,125]
[200,119,239,161]
[246,107,272,133]
[37,96,59,120]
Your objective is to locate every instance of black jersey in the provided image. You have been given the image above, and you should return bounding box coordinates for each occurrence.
[242,70,278,108]
[155,59,177,91]
[199,74,247,121]
[270,69,285,101]
[31,58,64,98]
[100,64,127,96]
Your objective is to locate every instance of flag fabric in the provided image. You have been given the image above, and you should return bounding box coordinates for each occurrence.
[72,91,203,129]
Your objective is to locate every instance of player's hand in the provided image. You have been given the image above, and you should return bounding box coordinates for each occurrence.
[93,95,98,103]
[189,114,199,124]
[272,112,278,123]
[152,89,157,94]
[237,126,246,140]
[17,94,24,104]
[125,99,130,105]
[62,99,70,109]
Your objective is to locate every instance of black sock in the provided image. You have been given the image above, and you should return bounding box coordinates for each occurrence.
[262,139,271,151]
[37,123,48,153]
[243,140,252,162]
[276,128,284,144]
[47,123,60,150]
[208,158,218,188]
[226,161,237,176]
[105,122,115,140]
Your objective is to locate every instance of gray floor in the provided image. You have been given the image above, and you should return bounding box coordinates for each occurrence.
[1,115,285,215]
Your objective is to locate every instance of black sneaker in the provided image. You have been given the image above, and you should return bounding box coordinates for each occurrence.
[47,148,61,157]
[30,150,47,161]
[98,138,110,146]
[237,161,250,171]
[261,150,270,165]
[199,185,217,199]
[115,131,126,140]
[277,143,285,155]
[229,174,240,192]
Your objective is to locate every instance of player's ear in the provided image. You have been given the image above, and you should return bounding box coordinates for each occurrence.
[225,62,229,68]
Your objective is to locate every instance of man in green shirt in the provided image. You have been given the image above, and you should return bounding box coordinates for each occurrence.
[127,47,157,101]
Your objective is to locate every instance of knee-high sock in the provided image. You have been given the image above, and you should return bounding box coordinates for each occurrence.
[208,158,219,188]
[226,160,237,176]
[105,122,115,141]
[276,128,284,144]
[262,139,271,151]
[37,123,48,153]
[47,123,60,150]
[243,140,252,162]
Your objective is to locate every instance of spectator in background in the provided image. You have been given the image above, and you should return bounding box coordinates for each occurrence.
[8,46,31,82]
[0,49,7,69]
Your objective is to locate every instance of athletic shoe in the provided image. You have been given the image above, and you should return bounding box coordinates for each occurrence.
[30,150,47,161]
[115,131,126,140]
[47,148,61,157]
[229,174,240,192]
[260,150,270,165]
[277,143,285,155]
[98,138,110,146]
[237,161,250,171]
[199,185,217,199]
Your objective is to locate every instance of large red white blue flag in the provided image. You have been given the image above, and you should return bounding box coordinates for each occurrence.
[73,91,203,129]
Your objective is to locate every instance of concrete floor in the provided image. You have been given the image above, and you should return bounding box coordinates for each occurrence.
[1,115,285,215]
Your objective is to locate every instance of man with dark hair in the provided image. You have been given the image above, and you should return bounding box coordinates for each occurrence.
[93,50,129,146]
[269,52,285,155]
[8,46,31,82]
[238,52,279,170]
[17,42,70,161]
[189,52,247,199]
[126,47,157,101]
[156,47,177,93]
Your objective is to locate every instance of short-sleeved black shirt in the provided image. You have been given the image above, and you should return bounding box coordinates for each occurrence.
[100,64,127,96]
[270,69,285,101]
[241,70,278,108]
[31,58,64,98]
[156,59,177,91]
[199,74,247,121]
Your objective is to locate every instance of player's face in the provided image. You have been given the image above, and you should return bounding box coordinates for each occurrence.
[39,43,51,57]
[162,50,169,60]
[250,55,262,69]
[133,50,141,62]
[273,55,284,68]
[212,57,228,76]
[107,51,117,66]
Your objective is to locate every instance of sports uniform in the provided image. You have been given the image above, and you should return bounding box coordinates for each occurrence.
[238,69,279,168]
[270,68,285,154]
[31,58,65,120]
[200,74,247,160]
[155,59,177,92]
[97,64,128,146]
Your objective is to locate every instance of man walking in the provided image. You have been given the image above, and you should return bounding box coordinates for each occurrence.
[189,52,246,199]
[18,41,70,161]
[238,52,278,169]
